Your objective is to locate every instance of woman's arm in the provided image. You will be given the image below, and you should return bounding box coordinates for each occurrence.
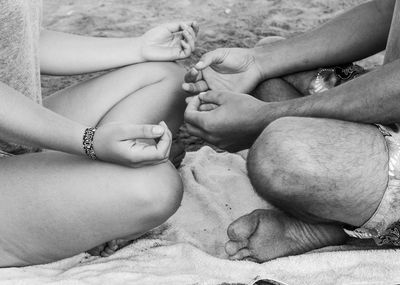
[0,82,86,155]
[40,22,198,75]
[40,30,144,75]
[0,82,172,167]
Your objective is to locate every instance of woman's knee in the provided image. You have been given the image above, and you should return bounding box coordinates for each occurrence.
[144,162,183,223]
[122,162,183,228]
[135,61,186,85]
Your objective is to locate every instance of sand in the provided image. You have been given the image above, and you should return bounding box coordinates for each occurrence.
[41,0,375,151]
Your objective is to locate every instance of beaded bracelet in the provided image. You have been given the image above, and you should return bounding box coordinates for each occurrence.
[82,127,97,160]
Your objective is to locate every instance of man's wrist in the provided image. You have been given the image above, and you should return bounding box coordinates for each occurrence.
[251,41,294,81]
[256,101,290,131]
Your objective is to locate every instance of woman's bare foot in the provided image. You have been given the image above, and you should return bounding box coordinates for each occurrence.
[87,239,131,257]
[225,209,347,262]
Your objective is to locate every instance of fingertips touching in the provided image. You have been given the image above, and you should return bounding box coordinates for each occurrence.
[186,25,196,41]
[182,30,195,51]
[185,96,194,104]
[191,21,199,35]
[185,95,201,113]
[182,82,207,94]
[184,67,201,84]
[180,40,191,57]
[198,90,224,104]
[156,121,172,159]
[180,22,190,31]
[151,125,165,137]
[199,103,218,112]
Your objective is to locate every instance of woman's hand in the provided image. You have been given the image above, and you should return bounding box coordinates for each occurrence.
[140,22,199,61]
[93,121,172,167]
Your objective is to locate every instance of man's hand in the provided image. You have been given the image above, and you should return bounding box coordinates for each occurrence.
[94,121,172,167]
[182,48,263,94]
[140,22,199,61]
[184,92,270,152]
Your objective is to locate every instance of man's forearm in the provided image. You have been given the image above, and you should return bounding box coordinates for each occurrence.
[261,59,400,126]
[253,0,395,80]
[40,30,144,75]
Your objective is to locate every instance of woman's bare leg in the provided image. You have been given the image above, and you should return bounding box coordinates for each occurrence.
[0,151,182,267]
[44,61,187,133]
[0,62,188,266]
[46,61,188,169]
[46,61,188,254]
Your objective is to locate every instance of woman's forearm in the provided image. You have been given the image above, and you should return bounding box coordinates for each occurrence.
[0,82,86,155]
[40,30,144,75]
[253,0,395,79]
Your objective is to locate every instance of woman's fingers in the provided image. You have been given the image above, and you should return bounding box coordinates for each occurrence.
[191,21,200,35]
[118,124,165,140]
[157,121,172,159]
[163,22,186,33]
[128,122,172,164]
[182,29,195,53]
[180,39,191,58]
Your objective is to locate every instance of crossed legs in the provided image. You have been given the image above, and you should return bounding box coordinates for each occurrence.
[226,117,388,261]
[0,62,187,267]
[225,38,389,262]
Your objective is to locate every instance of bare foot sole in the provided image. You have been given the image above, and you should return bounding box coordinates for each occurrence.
[87,239,132,257]
[225,209,347,262]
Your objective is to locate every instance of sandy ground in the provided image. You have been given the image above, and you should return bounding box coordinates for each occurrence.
[41,0,376,151]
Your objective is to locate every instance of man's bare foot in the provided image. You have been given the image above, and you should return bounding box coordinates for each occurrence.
[225,209,347,262]
[87,239,131,257]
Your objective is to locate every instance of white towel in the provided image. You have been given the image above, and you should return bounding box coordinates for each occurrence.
[1,146,400,285]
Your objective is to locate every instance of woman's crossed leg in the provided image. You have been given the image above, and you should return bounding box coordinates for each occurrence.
[0,61,187,266]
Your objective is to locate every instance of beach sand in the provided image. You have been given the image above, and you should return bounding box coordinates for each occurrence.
[42,0,376,151]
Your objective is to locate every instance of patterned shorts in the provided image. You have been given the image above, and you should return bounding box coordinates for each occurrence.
[344,124,400,246]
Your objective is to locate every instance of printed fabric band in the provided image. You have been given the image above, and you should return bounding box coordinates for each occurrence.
[83,127,97,160]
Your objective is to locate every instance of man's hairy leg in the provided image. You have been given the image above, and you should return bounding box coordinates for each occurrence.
[226,117,388,262]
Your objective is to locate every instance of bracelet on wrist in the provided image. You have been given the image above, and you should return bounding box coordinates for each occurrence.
[82,127,97,160]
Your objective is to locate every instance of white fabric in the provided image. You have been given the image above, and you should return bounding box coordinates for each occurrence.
[1,146,400,285]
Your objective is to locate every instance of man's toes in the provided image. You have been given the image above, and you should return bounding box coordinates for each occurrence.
[225,240,248,256]
[228,248,252,260]
[227,211,260,241]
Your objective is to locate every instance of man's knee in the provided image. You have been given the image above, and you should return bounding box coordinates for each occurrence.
[247,117,323,210]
